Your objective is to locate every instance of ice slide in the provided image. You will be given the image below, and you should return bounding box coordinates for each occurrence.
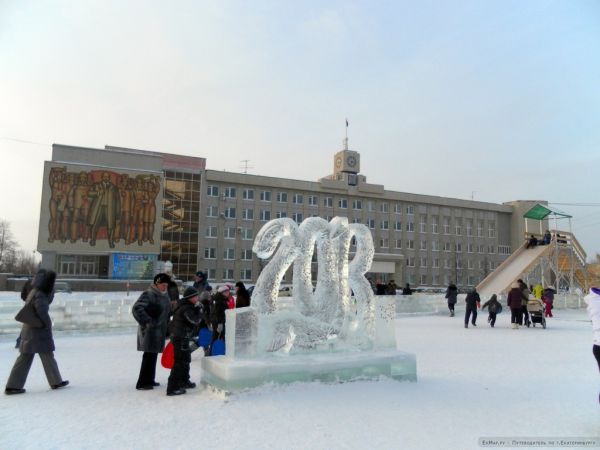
[476,243,553,300]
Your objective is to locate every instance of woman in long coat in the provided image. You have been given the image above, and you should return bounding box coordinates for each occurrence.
[132,273,171,390]
[5,269,69,395]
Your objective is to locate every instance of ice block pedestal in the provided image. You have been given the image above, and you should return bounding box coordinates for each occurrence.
[200,304,417,392]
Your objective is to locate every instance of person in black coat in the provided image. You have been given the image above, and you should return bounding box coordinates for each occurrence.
[402,283,413,295]
[5,269,69,395]
[445,284,458,317]
[464,288,481,328]
[132,273,171,390]
[235,281,251,308]
[207,286,229,355]
[166,287,205,396]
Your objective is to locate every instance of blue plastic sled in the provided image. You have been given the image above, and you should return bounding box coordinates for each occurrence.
[198,328,212,348]
[211,339,226,356]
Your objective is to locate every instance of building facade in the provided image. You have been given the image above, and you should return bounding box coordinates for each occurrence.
[38,143,541,288]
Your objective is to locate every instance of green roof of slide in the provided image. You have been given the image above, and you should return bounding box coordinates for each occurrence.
[523,204,572,220]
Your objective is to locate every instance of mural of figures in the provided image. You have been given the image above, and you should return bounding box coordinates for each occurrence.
[43,166,162,250]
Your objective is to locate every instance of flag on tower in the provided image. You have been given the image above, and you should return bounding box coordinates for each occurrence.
[346,118,348,127]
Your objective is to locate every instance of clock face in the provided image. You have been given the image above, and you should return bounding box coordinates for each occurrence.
[347,156,357,167]
[335,156,342,168]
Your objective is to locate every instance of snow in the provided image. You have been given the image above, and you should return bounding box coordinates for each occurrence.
[1,296,598,450]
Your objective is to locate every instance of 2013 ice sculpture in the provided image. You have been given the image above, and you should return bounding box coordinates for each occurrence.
[201,217,417,391]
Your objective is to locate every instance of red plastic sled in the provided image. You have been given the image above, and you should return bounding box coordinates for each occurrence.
[161,341,175,369]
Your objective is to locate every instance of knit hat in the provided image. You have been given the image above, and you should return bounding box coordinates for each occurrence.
[195,271,206,279]
[182,287,199,300]
[217,285,230,294]
[153,273,171,285]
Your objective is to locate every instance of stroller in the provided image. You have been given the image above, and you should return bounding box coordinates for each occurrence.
[526,298,547,329]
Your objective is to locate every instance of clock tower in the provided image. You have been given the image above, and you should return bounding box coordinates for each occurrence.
[333,138,360,175]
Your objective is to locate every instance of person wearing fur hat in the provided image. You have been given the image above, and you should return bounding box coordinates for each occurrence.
[235,281,251,308]
[584,287,600,403]
[5,269,69,395]
[166,287,205,396]
[132,273,172,390]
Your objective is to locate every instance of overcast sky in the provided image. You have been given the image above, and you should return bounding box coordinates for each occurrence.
[1,0,599,260]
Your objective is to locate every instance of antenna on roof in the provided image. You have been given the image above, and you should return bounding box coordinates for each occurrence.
[240,160,254,174]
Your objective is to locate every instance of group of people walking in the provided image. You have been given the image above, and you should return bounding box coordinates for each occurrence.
[445,279,555,329]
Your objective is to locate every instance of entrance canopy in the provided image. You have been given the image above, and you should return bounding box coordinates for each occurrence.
[523,204,572,221]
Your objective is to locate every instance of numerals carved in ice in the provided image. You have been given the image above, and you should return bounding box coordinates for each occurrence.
[252,217,376,352]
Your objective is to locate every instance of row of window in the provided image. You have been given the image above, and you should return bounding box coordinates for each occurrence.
[406,273,482,287]
[205,205,497,237]
[204,248,254,260]
[404,257,498,270]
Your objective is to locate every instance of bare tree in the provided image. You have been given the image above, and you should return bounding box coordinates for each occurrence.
[11,249,38,275]
[0,220,17,271]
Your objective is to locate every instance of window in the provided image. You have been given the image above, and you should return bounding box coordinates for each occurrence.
[277,192,288,203]
[224,248,235,260]
[276,211,287,218]
[407,239,415,249]
[338,198,348,209]
[498,245,511,255]
[367,219,375,229]
[456,259,463,269]
[420,274,428,285]
[406,205,414,215]
[420,257,427,268]
[467,275,476,286]
[488,245,495,254]
[242,208,254,220]
[467,259,474,269]
[394,221,402,231]
[324,197,333,207]
[204,248,216,259]
[308,195,318,206]
[467,243,474,253]
[455,243,462,253]
[292,212,303,224]
[240,269,252,281]
[443,217,450,234]
[224,207,236,219]
[444,242,451,252]
[444,259,451,269]
[407,257,415,267]
[206,206,218,217]
[260,190,271,202]
[260,210,271,221]
[395,239,402,249]
[466,220,473,237]
[407,222,415,232]
[394,203,402,214]
[293,193,303,204]
[420,216,427,233]
[455,219,462,236]
[477,221,483,237]
[432,274,440,286]
[488,223,496,238]
[224,227,237,239]
[379,238,389,248]
[207,269,216,280]
[352,199,362,210]
[242,228,253,240]
[478,244,485,254]
[380,202,389,213]
[243,188,254,200]
[431,217,438,234]
[420,240,427,251]
[241,249,253,260]
[479,260,484,270]
[432,258,440,268]
[223,268,234,280]
[380,220,389,230]
[367,201,376,212]
[224,187,236,198]
[431,240,439,251]
[205,226,217,238]
[207,185,219,197]
[352,217,362,224]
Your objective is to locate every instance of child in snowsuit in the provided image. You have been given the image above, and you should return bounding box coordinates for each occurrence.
[481,294,501,327]
[166,287,205,396]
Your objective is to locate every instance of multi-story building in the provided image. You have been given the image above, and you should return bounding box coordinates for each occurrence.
[37,142,542,288]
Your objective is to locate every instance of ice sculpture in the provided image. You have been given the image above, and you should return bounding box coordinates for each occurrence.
[201,217,417,391]
[250,217,382,352]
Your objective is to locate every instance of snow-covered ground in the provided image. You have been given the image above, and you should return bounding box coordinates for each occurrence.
[1,302,598,449]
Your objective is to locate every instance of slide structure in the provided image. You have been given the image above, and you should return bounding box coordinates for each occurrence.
[476,243,553,300]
